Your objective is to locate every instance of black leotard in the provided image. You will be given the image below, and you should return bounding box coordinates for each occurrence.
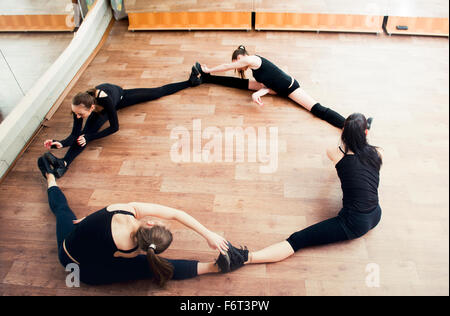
[64,208,138,265]
[251,55,300,97]
[59,83,123,147]
[336,148,380,213]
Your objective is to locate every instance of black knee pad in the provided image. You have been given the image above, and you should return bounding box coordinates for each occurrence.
[310,103,328,120]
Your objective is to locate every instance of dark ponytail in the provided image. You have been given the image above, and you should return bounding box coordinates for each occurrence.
[232,45,249,79]
[341,113,382,171]
[135,225,174,287]
[146,247,174,287]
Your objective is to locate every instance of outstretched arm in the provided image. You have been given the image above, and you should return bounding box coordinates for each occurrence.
[202,57,252,74]
[129,202,229,254]
[47,113,83,148]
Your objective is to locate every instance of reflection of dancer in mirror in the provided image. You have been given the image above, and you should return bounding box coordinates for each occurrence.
[36,158,232,286]
[218,114,381,272]
[195,45,372,130]
[42,66,202,178]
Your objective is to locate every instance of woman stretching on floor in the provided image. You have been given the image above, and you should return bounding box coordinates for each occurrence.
[42,66,202,178]
[194,45,372,130]
[36,158,232,286]
[216,113,382,272]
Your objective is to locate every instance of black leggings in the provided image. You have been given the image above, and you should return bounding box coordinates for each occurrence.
[48,186,199,285]
[286,205,382,252]
[63,81,191,165]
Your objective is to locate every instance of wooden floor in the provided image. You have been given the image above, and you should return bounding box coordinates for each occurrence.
[0,20,448,296]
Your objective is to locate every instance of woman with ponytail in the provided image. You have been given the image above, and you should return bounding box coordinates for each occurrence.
[215,113,383,272]
[42,66,202,178]
[37,162,231,286]
[194,45,372,130]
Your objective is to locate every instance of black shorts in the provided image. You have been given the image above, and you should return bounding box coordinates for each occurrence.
[271,77,300,97]
[285,79,300,97]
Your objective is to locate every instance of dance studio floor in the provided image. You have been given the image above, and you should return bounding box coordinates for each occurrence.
[0,20,448,295]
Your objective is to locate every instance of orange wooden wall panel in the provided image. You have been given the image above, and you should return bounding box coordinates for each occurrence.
[255,12,383,33]
[386,16,449,36]
[128,12,252,30]
[0,15,75,32]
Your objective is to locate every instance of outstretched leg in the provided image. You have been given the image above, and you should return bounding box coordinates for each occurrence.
[117,81,192,109]
[250,216,349,264]
[202,74,251,90]
[116,65,202,109]
[223,216,350,270]
[46,174,77,249]
[41,170,78,268]
[79,255,222,285]
[194,62,253,90]
[288,88,346,129]
[246,241,295,264]
[284,216,349,252]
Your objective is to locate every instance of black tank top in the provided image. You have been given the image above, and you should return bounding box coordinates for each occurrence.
[336,150,380,213]
[251,56,293,94]
[65,208,138,265]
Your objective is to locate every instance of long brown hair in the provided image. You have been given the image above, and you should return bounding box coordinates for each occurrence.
[232,45,249,79]
[134,225,174,287]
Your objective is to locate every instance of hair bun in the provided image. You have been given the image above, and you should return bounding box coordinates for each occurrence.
[86,89,96,97]
[238,45,246,50]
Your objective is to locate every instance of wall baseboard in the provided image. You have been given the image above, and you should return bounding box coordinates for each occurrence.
[0,14,75,32]
[255,12,383,34]
[385,16,449,36]
[128,11,252,30]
